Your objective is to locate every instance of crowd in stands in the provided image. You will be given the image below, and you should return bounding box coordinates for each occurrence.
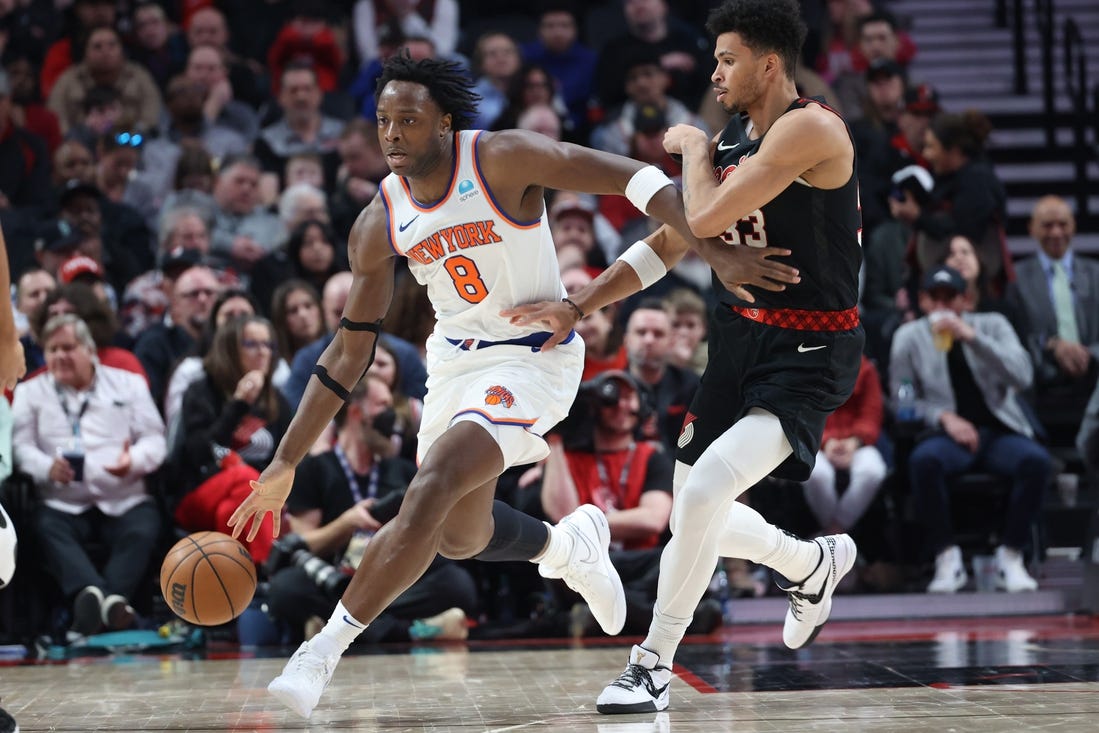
[1,0,1097,648]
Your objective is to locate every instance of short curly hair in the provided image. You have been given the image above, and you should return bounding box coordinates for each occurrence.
[706,0,807,81]
[374,52,481,130]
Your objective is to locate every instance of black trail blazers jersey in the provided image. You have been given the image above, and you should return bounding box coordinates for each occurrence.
[711,97,862,312]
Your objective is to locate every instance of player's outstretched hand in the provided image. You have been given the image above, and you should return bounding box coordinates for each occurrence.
[228,458,296,542]
[500,300,576,351]
[708,243,800,302]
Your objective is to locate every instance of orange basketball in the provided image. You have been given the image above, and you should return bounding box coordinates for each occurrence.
[160,531,257,626]
[485,394,501,405]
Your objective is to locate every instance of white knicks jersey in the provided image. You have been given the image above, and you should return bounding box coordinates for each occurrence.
[379,130,566,341]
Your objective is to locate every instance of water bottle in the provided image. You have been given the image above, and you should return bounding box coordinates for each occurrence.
[896,379,918,424]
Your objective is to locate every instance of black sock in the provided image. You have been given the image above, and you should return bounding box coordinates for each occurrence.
[472,501,549,561]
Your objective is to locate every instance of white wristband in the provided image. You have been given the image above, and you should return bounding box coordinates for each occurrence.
[618,240,668,289]
[624,165,673,215]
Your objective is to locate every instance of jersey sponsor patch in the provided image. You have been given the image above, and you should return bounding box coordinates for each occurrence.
[458,178,480,201]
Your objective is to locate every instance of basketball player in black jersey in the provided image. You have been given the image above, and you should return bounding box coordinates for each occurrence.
[506,0,864,713]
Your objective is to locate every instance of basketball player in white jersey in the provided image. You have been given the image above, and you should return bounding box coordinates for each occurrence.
[229,53,799,720]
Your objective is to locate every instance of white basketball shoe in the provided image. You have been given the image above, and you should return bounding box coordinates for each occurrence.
[539,505,626,635]
[267,640,341,719]
[777,534,857,649]
[596,645,673,714]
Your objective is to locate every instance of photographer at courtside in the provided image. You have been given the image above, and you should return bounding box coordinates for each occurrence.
[265,375,478,643]
[540,370,721,636]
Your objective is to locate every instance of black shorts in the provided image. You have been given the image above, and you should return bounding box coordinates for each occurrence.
[676,306,865,481]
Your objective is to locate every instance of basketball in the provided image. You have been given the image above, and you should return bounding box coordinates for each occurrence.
[160,531,257,626]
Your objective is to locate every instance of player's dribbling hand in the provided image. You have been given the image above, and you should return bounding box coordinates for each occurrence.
[228,458,296,542]
[499,301,576,351]
[708,243,800,302]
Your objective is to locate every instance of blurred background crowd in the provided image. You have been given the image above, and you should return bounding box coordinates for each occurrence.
[1,0,1097,650]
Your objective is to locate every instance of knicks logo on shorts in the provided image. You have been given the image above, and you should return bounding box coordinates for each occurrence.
[485,385,515,408]
[677,411,697,449]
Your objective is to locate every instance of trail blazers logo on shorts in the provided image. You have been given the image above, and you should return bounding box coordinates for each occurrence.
[485,385,516,408]
[678,411,697,449]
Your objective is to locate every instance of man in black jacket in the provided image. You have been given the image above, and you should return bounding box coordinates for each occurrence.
[266,375,478,643]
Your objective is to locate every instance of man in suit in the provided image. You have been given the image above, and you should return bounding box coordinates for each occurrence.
[891,266,1051,594]
[1007,196,1099,445]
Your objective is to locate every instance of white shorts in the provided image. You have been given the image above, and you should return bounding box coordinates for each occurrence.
[417,331,585,468]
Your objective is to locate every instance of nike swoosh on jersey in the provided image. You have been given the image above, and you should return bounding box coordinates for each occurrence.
[716,140,739,151]
[398,215,419,232]
[797,344,828,353]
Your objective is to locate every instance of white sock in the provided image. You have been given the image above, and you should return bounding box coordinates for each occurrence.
[531,522,571,567]
[310,601,367,657]
[719,503,822,584]
[643,602,694,667]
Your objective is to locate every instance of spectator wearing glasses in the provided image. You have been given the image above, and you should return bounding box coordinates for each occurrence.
[119,207,244,341]
[47,25,163,134]
[134,265,222,409]
[172,315,291,563]
[162,288,269,430]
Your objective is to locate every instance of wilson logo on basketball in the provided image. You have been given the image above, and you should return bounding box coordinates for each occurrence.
[170,582,187,617]
[484,385,515,408]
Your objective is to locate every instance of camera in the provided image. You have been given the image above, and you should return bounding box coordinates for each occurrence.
[551,370,654,449]
[266,534,351,599]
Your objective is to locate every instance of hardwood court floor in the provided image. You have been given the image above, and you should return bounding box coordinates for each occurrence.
[2,614,1098,732]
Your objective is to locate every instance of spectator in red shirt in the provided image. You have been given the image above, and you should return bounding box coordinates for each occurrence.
[801,354,886,536]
